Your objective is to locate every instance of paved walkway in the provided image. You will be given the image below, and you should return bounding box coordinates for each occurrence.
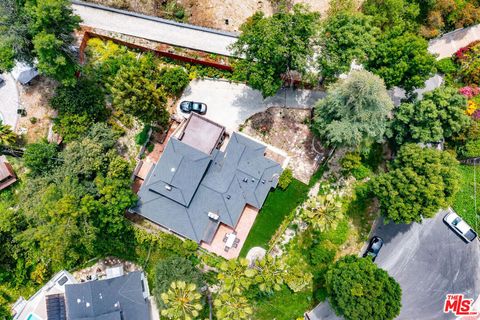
[429,24,480,59]
[0,73,19,129]
[177,79,325,132]
[72,0,238,56]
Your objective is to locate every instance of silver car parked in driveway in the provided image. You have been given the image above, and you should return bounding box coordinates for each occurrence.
[444,209,477,242]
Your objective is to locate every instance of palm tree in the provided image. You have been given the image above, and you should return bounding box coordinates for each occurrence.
[160,281,203,320]
[0,121,17,146]
[302,193,343,231]
[214,291,253,320]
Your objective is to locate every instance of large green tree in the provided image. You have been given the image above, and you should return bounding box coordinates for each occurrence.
[362,0,420,32]
[231,5,319,97]
[109,56,169,125]
[325,255,402,320]
[372,144,459,223]
[318,12,379,82]
[312,70,393,147]
[389,86,470,146]
[0,0,81,83]
[365,32,436,92]
[23,139,59,176]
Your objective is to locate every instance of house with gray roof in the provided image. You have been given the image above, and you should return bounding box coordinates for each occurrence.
[64,271,150,320]
[133,114,283,252]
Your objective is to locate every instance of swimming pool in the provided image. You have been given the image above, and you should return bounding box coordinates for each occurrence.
[27,313,42,320]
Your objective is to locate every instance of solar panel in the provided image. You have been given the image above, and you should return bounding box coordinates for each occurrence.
[46,294,67,320]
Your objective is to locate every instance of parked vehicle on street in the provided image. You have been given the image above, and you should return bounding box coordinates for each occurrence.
[443,209,477,242]
[180,101,207,115]
[363,236,384,261]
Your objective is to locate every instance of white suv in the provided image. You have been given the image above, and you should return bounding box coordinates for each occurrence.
[443,209,477,242]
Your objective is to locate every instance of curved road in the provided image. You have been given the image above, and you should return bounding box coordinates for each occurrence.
[307,211,480,320]
[72,0,238,57]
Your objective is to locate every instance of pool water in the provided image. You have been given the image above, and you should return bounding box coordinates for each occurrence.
[27,313,42,320]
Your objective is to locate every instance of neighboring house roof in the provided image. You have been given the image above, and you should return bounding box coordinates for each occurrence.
[134,132,282,243]
[64,271,150,320]
[11,62,39,85]
[0,158,17,190]
[12,270,77,320]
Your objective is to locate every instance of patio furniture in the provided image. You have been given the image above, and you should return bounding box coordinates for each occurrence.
[223,235,228,242]
[232,243,238,248]
[224,246,229,252]
[234,238,240,244]
[225,233,236,248]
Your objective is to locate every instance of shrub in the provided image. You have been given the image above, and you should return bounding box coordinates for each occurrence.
[24,140,59,176]
[436,57,458,75]
[460,139,480,158]
[341,152,372,179]
[159,66,190,96]
[309,242,336,266]
[278,168,293,190]
[135,125,151,145]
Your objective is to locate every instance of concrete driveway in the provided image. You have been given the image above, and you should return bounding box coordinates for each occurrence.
[306,212,480,320]
[0,73,19,128]
[176,79,325,132]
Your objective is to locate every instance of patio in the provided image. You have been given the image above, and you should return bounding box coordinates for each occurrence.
[201,205,259,259]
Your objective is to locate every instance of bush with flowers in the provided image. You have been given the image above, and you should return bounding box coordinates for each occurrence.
[456,41,480,85]
[459,86,480,99]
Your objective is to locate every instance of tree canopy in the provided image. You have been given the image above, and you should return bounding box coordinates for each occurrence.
[372,144,459,223]
[231,5,319,97]
[325,255,402,320]
[109,55,169,125]
[365,32,436,92]
[0,0,81,83]
[23,139,59,176]
[312,70,393,147]
[318,12,379,82]
[389,86,470,145]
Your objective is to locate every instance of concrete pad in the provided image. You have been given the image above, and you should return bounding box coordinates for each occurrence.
[177,79,325,132]
[0,73,19,129]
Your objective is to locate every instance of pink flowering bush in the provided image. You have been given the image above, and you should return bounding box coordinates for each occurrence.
[456,47,469,60]
[459,86,480,98]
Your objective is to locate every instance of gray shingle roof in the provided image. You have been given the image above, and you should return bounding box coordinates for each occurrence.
[134,132,283,243]
[64,271,150,320]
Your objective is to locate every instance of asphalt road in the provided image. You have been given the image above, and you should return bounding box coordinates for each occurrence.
[374,211,480,320]
[306,211,480,320]
[72,0,238,56]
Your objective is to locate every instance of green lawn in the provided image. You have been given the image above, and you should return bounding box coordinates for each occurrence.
[240,179,310,256]
[453,165,480,232]
[253,286,315,320]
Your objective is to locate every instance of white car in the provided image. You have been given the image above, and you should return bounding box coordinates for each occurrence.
[443,209,477,242]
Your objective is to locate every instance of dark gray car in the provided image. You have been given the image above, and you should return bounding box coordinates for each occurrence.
[363,236,384,261]
[180,101,207,115]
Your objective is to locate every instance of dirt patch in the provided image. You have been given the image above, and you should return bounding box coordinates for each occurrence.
[242,107,327,184]
[16,77,57,143]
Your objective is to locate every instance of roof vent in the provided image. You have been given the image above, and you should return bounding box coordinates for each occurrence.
[226,195,231,199]
[165,185,172,191]
[171,167,176,173]
[208,212,219,220]
[243,177,248,183]
[262,179,266,184]
[251,178,255,182]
